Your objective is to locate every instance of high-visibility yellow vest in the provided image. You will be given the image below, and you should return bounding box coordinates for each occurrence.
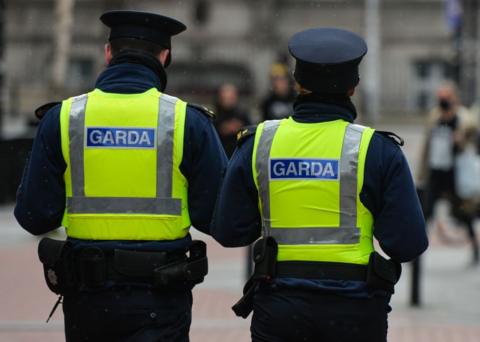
[59,88,191,240]
[252,118,375,265]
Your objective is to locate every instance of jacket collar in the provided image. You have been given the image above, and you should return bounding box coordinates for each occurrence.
[292,96,356,123]
[95,62,164,94]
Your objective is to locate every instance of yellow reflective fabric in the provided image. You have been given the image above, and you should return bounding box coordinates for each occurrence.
[252,118,375,265]
[60,88,191,240]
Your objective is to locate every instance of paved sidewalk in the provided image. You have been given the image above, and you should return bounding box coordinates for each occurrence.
[1,204,479,341]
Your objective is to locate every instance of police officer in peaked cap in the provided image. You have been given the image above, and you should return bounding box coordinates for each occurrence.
[15,10,227,341]
[212,28,428,341]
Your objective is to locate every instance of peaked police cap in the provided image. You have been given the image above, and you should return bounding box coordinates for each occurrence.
[100,10,187,49]
[288,28,367,93]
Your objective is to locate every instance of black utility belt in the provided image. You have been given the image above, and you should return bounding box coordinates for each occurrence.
[276,256,401,289]
[38,238,208,295]
[232,237,402,319]
[274,255,401,290]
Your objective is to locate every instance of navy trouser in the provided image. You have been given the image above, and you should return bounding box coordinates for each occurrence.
[251,288,389,342]
[63,287,192,342]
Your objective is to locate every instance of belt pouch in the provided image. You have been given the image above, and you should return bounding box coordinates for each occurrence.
[78,247,106,289]
[366,252,402,293]
[153,261,188,288]
[253,237,278,280]
[38,238,73,294]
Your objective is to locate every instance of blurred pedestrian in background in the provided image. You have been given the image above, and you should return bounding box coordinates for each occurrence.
[214,83,251,157]
[418,82,479,265]
[260,63,296,121]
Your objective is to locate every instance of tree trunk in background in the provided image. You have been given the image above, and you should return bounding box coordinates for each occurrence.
[52,0,75,92]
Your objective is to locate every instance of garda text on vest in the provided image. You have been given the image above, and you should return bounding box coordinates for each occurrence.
[86,127,155,148]
[270,158,339,180]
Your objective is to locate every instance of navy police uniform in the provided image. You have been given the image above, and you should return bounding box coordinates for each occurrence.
[15,11,227,341]
[212,28,428,342]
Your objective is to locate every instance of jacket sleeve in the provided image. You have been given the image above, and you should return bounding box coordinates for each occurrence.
[361,133,428,263]
[180,106,228,235]
[211,136,262,247]
[14,104,67,235]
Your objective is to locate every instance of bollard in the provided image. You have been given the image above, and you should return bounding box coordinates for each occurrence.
[410,256,421,306]
[410,187,426,307]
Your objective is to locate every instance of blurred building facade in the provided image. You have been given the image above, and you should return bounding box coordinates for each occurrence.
[2,0,460,127]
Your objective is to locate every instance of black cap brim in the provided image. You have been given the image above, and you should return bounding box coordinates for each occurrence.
[100,10,186,48]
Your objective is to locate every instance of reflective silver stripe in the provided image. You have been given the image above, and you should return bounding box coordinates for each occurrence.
[67,197,181,215]
[157,94,177,198]
[271,227,361,245]
[68,94,88,197]
[255,122,366,245]
[255,120,281,236]
[339,124,365,228]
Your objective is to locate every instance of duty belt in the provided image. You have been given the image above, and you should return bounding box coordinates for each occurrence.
[76,247,207,289]
[232,237,401,319]
[38,238,208,295]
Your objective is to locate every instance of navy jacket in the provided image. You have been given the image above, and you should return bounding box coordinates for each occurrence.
[15,62,228,251]
[212,100,428,296]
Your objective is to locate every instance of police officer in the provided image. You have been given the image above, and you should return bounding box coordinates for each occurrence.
[15,10,227,341]
[212,28,428,342]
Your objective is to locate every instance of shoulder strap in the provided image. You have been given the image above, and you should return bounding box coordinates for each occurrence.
[237,125,257,146]
[35,102,61,120]
[376,130,404,146]
[188,103,216,119]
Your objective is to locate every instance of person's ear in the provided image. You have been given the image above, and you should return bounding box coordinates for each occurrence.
[105,43,113,64]
[347,87,355,96]
[158,49,170,66]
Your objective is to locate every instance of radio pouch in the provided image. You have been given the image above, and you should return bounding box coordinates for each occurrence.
[38,238,75,295]
[366,251,402,294]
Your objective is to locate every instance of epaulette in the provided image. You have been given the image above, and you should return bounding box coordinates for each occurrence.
[34,102,61,120]
[188,103,216,119]
[236,125,257,146]
[376,130,404,146]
